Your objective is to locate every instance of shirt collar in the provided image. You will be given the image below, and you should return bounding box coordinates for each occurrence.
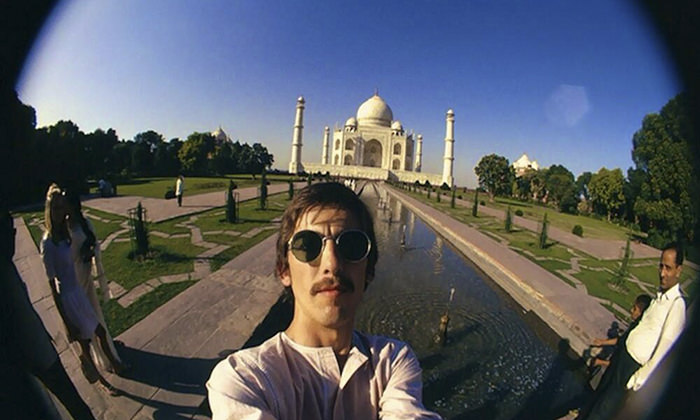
[657,283,682,300]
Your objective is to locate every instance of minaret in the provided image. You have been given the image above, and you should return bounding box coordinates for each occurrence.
[321,126,330,165]
[289,96,305,174]
[441,109,455,187]
[414,134,423,172]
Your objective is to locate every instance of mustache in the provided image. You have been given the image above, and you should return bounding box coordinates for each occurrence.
[311,276,355,295]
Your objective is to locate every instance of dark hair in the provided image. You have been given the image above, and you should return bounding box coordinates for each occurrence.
[65,190,97,262]
[634,294,652,312]
[275,182,378,282]
[662,242,684,267]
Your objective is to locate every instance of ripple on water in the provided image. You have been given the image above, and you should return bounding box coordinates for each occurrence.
[355,192,584,419]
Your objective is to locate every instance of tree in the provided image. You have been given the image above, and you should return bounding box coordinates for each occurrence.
[538,212,549,249]
[613,237,632,290]
[251,142,274,173]
[474,154,514,201]
[132,130,164,176]
[153,139,182,176]
[505,206,513,232]
[545,164,576,210]
[575,172,593,201]
[529,169,548,203]
[259,168,268,210]
[623,167,645,224]
[2,91,38,206]
[178,132,215,175]
[472,190,479,216]
[631,93,697,247]
[513,170,534,201]
[226,180,237,223]
[589,167,625,221]
[84,128,119,179]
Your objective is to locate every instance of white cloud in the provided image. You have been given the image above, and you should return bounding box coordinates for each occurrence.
[544,84,590,127]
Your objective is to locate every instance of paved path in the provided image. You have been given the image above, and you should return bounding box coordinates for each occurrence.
[383,185,617,355]
[13,187,290,419]
[11,180,662,417]
[83,182,304,222]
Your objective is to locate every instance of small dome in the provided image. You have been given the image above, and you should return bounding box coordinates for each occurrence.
[447,109,455,116]
[391,120,403,131]
[297,96,305,103]
[345,117,357,127]
[212,126,229,142]
[357,94,393,127]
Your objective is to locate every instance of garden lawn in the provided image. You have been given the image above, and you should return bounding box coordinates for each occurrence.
[103,280,195,337]
[573,268,646,310]
[116,175,294,199]
[101,235,206,290]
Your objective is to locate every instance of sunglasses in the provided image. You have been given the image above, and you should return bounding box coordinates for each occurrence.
[288,229,371,263]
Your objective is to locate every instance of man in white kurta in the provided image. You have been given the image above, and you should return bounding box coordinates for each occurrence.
[207,182,440,419]
[582,243,686,419]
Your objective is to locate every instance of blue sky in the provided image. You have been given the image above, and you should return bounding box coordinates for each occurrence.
[17,0,680,187]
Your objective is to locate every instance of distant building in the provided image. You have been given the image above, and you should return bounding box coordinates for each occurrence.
[513,153,540,176]
[211,126,232,145]
[289,93,456,187]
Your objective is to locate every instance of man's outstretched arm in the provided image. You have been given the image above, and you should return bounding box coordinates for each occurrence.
[379,344,442,420]
[207,358,277,420]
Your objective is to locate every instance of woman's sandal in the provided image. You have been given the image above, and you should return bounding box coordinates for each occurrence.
[98,382,120,397]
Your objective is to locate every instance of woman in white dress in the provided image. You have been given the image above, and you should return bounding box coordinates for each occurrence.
[40,184,125,391]
[65,190,123,372]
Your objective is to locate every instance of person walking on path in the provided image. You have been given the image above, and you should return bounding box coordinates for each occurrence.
[578,243,686,419]
[207,182,441,419]
[40,184,126,395]
[65,190,124,373]
[175,175,185,207]
[1,207,96,420]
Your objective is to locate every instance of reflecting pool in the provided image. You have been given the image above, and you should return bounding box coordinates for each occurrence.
[355,187,587,419]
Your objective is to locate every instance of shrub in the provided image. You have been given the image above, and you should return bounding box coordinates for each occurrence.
[572,225,583,237]
[480,200,485,206]
[515,209,524,217]
[440,182,451,191]
[538,212,549,249]
[505,206,513,232]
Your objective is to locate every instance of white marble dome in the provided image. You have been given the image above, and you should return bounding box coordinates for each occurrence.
[357,94,393,127]
[391,120,403,131]
[345,117,358,127]
[212,126,229,143]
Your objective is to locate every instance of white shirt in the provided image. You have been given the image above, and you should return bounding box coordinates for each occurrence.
[176,177,184,195]
[625,283,685,390]
[207,331,441,420]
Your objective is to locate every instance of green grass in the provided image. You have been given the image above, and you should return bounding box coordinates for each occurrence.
[507,233,576,261]
[536,259,572,272]
[207,231,277,272]
[115,175,294,199]
[88,217,125,240]
[628,265,659,286]
[194,194,287,233]
[103,280,195,336]
[573,268,646,310]
[101,236,206,290]
[408,185,643,241]
[578,258,619,270]
[492,196,641,241]
[84,208,127,223]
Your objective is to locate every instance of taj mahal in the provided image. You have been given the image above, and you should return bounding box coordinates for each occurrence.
[289,93,456,187]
